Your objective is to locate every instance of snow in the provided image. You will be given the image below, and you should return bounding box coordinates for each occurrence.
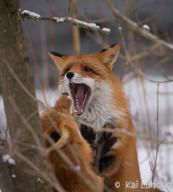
[67,17,100,30]
[118,26,122,31]
[53,17,65,23]
[143,24,150,31]
[88,23,98,28]
[102,27,111,33]
[138,145,173,191]
[123,76,173,136]
[0,98,7,140]
[36,88,59,111]
[20,9,41,19]
[123,76,173,191]
[37,177,44,183]
[2,154,16,166]
[11,174,16,178]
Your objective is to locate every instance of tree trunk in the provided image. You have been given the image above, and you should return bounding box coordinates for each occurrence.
[0,1,53,191]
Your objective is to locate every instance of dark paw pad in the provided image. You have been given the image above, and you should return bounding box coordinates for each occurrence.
[99,155,115,173]
[50,131,60,142]
[80,125,96,149]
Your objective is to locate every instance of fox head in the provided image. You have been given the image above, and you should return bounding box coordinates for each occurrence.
[49,44,122,128]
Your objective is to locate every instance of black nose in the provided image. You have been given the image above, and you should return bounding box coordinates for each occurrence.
[66,72,74,79]
[62,92,69,96]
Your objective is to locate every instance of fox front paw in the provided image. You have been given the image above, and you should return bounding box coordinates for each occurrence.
[94,132,121,176]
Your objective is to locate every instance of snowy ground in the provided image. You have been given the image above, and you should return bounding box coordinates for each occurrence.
[124,76,173,191]
[0,77,173,191]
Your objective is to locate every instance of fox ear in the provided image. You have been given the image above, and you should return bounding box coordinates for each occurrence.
[49,51,65,70]
[98,44,121,70]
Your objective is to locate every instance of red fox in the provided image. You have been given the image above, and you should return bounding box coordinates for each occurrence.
[49,45,160,192]
[41,94,103,192]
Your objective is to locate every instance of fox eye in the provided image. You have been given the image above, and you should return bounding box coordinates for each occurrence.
[83,66,94,73]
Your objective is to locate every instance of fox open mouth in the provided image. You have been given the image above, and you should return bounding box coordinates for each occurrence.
[70,83,91,116]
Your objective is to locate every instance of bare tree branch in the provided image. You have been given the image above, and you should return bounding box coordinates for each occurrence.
[19,9,111,35]
[106,0,173,51]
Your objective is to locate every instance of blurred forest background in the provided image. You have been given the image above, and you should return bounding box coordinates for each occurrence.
[21,0,173,87]
[0,0,173,191]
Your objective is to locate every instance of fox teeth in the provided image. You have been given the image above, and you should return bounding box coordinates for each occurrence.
[82,94,87,108]
[76,102,79,108]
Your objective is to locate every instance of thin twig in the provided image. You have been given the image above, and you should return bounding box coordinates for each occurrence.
[152,83,160,182]
[19,9,111,35]
[106,0,173,51]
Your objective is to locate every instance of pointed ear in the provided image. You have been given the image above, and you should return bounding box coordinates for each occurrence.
[49,51,65,70]
[98,44,121,70]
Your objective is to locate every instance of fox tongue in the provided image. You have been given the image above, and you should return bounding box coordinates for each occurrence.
[76,85,85,114]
